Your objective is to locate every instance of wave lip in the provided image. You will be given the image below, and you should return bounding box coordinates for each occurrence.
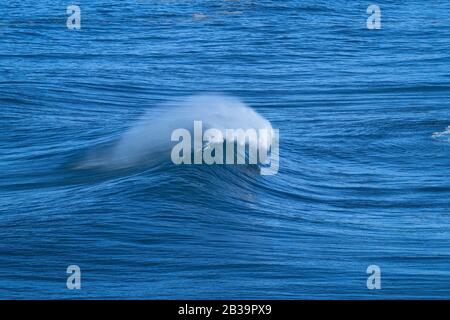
[76,94,275,171]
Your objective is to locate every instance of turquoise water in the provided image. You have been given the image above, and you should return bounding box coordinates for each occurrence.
[1,0,450,299]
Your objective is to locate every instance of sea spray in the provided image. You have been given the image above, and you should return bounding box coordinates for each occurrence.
[76,94,276,172]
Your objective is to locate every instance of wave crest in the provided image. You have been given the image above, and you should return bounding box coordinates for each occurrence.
[75,94,274,170]
[432,125,450,142]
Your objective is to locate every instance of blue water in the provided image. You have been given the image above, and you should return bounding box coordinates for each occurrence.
[1,0,450,299]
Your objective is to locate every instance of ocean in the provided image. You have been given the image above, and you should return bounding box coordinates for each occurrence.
[1,0,450,299]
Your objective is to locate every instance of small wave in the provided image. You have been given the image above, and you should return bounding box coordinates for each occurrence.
[432,125,450,142]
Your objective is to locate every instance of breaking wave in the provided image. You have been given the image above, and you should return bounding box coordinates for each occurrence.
[75,94,274,170]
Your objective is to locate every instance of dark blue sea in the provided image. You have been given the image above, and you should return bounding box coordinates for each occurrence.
[1,0,450,299]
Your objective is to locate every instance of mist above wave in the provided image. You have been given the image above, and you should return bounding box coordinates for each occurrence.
[75,94,274,170]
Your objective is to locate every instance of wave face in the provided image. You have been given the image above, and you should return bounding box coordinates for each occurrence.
[76,94,274,170]
[2,0,450,300]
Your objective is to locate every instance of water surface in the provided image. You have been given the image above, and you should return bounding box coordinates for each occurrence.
[1,0,450,299]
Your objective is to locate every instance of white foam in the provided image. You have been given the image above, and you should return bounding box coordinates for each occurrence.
[432,125,450,142]
[77,94,274,169]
